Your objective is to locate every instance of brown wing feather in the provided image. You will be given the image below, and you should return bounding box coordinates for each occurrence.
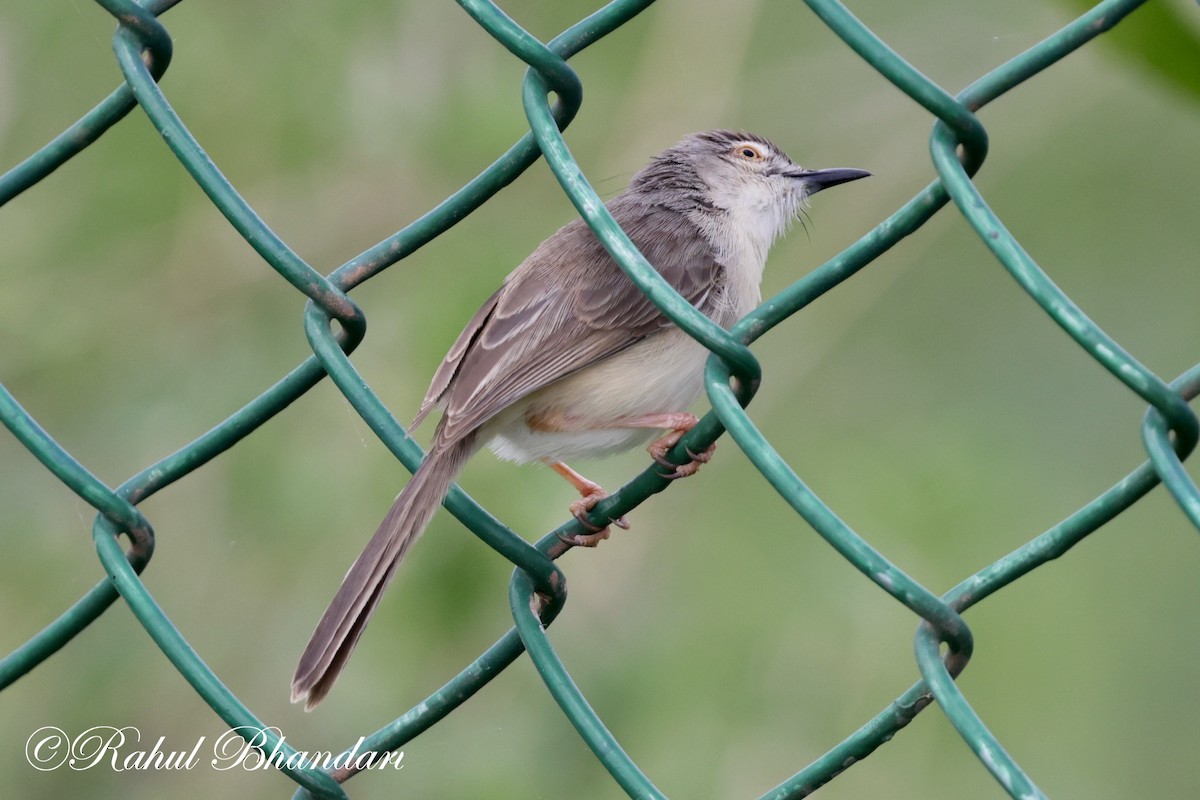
[427,196,723,445]
[410,288,502,430]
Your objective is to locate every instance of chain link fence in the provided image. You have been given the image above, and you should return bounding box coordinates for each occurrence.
[2,0,1199,798]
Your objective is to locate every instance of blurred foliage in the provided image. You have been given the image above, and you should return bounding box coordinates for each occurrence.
[1058,0,1200,102]
[1,1,1199,799]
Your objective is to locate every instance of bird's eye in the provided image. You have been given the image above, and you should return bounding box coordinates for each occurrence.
[734,144,764,160]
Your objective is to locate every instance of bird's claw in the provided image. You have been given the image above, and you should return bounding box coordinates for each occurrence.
[649,430,716,480]
[557,528,612,547]
[561,490,629,547]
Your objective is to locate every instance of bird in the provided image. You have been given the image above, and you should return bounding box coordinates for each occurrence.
[291,129,869,709]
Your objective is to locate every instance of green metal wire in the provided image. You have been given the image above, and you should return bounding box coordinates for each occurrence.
[2,0,1198,798]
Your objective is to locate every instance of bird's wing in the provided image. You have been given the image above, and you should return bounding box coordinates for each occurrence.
[424,198,723,444]
[410,288,502,431]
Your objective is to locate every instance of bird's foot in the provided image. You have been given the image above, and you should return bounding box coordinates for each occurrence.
[558,488,630,546]
[649,418,716,479]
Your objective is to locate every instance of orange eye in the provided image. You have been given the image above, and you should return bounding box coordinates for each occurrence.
[734,144,764,160]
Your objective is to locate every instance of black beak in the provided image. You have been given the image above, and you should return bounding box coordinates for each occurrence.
[782,167,872,193]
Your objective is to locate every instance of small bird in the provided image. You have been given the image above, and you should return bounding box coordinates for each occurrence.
[292,130,869,709]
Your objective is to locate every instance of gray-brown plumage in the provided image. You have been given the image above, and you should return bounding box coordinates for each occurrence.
[291,130,869,709]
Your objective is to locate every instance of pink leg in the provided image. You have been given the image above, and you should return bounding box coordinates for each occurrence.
[544,460,630,547]
[530,411,716,545]
[614,412,717,479]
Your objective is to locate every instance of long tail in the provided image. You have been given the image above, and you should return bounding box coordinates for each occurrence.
[291,435,475,710]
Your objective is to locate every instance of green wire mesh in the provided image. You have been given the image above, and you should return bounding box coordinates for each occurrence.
[3,0,1199,798]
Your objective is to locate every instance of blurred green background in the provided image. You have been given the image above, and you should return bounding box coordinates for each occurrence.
[2,1,1199,798]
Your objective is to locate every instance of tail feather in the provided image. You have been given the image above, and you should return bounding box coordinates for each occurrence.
[291,435,475,710]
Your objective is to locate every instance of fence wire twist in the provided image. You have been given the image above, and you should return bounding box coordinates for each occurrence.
[2,0,1199,798]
